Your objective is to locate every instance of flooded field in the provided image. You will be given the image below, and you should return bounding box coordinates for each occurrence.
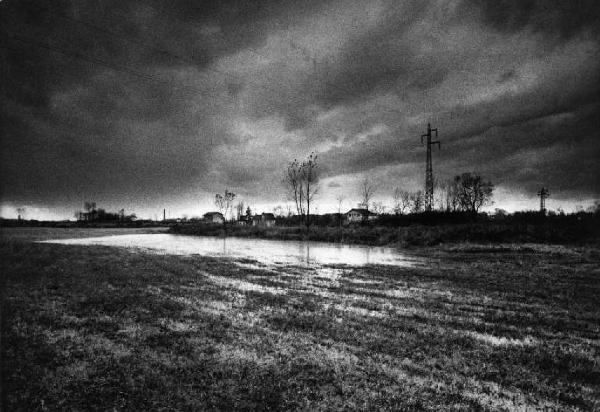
[3,228,599,410]
[40,233,418,267]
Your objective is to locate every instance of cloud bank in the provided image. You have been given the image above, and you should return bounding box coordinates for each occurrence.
[1,0,599,218]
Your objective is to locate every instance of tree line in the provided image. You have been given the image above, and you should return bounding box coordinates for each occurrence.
[389,173,494,215]
[75,202,137,223]
[281,151,494,222]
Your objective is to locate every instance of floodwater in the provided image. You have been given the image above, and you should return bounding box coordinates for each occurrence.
[40,233,417,267]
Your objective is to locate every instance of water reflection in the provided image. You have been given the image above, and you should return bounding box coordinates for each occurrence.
[41,233,416,267]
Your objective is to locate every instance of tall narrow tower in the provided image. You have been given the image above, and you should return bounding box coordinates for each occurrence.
[537,187,550,214]
[421,123,441,212]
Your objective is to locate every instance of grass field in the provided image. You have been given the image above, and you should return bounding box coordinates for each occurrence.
[1,228,599,410]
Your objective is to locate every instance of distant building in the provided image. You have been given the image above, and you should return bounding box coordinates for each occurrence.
[203,212,225,224]
[76,208,136,224]
[346,208,378,223]
[236,215,250,226]
[77,211,98,222]
[252,213,276,227]
[262,213,276,227]
[163,218,184,224]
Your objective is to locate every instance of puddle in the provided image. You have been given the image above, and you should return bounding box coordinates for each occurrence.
[40,233,418,267]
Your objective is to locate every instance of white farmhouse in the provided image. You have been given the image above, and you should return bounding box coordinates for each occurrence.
[203,212,225,224]
[346,208,378,223]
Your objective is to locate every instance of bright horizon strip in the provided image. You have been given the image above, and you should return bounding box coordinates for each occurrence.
[1,196,596,221]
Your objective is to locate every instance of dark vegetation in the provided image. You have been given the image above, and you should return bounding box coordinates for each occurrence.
[0,218,166,229]
[1,228,599,410]
[172,210,600,246]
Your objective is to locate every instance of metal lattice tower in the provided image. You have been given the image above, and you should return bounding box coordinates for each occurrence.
[421,123,440,212]
[537,187,550,214]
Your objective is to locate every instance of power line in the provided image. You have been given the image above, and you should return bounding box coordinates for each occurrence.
[537,187,550,214]
[421,123,441,212]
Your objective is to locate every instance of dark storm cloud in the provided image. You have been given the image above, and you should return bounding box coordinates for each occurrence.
[314,4,600,187]
[1,0,599,217]
[460,0,600,39]
[441,102,600,196]
[314,1,430,107]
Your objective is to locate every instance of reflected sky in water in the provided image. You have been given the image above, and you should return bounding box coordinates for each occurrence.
[41,234,417,267]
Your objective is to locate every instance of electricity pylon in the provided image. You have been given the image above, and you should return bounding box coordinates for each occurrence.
[421,123,440,212]
[537,187,550,214]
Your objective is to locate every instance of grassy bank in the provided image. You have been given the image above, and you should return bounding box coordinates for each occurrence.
[0,226,168,242]
[171,217,600,246]
[2,228,599,410]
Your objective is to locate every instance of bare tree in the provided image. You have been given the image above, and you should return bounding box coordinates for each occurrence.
[336,194,345,215]
[409,190,424,213]
[235,201,245,220]
[336,194,345,228]
[284,159,305,220]
[392,188,411,215]
[215,193,226,216]
[441,178,461,212]
[283,153,319,230]
[224,190,236,221]
[454,172,494,214]
[358,178,375,211]
[586,200,600,214]
[302,152,319,230]
[16,207,26,221]
[372,201,386,214]
[215,190,236,221]
[433,178,446,211]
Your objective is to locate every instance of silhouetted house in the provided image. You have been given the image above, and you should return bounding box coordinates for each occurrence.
[262,213,276,227]
[252,213,276,227]
[77,208,135,224]
[163,218,183,224]
[346,208,377,223]
[203,212,224,224]
[236,215,250,226]
[77,211,98,222]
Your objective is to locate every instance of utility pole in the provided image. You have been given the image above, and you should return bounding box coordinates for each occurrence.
[421,123,440,212]
[537,187,549,214]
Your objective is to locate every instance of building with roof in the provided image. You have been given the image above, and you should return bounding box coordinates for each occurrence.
[252,213,276,227]
[203,212,224,224]
[346,208,378,223]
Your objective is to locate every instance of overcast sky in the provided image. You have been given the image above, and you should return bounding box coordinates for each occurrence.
[1,0,599,219]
